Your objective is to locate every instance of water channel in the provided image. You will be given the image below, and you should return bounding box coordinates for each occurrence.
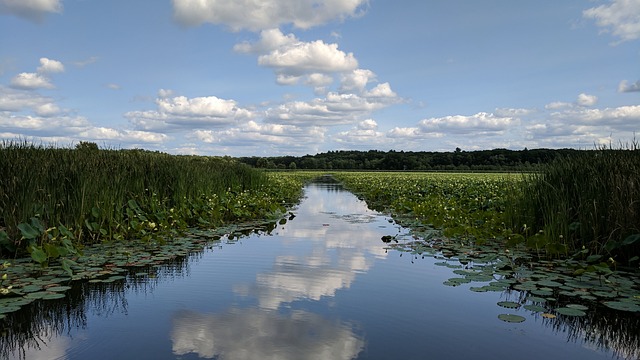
[2,180,638,359]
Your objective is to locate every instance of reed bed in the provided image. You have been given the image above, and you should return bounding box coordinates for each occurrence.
[0,141,300,260]
[507,145,640,261]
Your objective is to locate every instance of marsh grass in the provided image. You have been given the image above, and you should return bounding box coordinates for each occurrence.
[0,141,295,259]
[508,144,640,261]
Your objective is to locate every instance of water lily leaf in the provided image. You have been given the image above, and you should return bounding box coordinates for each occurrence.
[42,292,65,300]
[541,313,556,319]
[566,304,589,311]
[523,304,546,313]
[498,314,526,323]
[47,286,72,292]
[497,301,521,309]
[603,301,640,312]
[0,306,21,314]
[555,307,586,316]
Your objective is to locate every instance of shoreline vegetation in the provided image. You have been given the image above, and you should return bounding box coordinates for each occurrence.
[0,140,638,313]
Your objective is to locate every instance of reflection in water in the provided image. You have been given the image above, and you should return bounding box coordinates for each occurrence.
[1,180,639,360]
[171,309,363,359]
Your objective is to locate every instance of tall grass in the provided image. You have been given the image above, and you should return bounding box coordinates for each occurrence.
[507,144,640,261]
[0,141,277,257]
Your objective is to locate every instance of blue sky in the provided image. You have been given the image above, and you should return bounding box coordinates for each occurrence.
[1,0,638,156]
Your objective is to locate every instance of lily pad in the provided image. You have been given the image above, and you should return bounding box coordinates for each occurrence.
[42,292,65,300]
[498,314,526,323]
[497,301,521,309]
[555,307,586,316]
[603,301,640,312]
[523,304,546,313]
[566,304,589,311]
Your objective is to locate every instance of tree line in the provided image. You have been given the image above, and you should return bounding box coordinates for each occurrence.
[238,148,586,171]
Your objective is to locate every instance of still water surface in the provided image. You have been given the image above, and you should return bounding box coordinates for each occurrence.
[4,181,637,359]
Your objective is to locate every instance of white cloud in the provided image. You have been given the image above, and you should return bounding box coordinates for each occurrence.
[79,127,168,143]
[258,38,358,76]
[334,119,386,145]
[234,29,297,54]
[618,79,640,92]
[339,69,376,93]
[0,85,53,111]
[418,112,516,135]
[10,72,53,90]
[106,83,121,90]
[387,126,444,139]
[0,0,62,22]
[577,93,598,107]
[265,88,400,126]
[584,0,640,43]
[37,57,64,73]
[34,102,61,116]
[363,82,396,98]
[126,93,254,132]
[545,101,573,110]
[172,0,368,31]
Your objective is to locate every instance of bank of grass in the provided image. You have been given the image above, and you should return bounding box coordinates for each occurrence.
[0,142,306,263]
[507,146,640,263]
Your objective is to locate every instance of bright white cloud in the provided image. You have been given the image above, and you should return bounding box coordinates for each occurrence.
[339,69,376,93]
[258,38,358,76]
[37,57,64,73]
[266,88,400,126]
[79,127,168,143]
[172,0,368,31]
[10,72,53,90]
[618,79,640,92]
[334,119,386,145]
[0,0,62,22]
[584,0,640,43]
[418,112,516,135]
[234,29,297,54]
[577,93,598,107]
[126,93,254,132]
[0,85,53,111]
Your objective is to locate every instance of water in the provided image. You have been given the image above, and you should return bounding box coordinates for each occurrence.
[2,181,638,359]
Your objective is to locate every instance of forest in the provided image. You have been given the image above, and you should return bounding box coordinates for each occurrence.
[238,148,585,171]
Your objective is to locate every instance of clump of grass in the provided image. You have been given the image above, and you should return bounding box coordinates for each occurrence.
[0,141,299,260]
[508,143,640,261]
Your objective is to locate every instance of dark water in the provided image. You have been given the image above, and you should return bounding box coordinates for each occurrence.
[2,182,638,359]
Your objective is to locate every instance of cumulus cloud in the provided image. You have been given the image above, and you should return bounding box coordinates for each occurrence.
[618,79,640,92]
[577,93,598,106]
[10,72,53,90]
[126,93,254,132]
[257,38,358,77]
[339,69,376,93]
[172,0,368,31]
[0,0,62,22]
[37,57,64,73]
[0,85,54,111]
[334,119,386,145]
[265,88,400,126]
[418,112,516,135]
[583,0,640,43]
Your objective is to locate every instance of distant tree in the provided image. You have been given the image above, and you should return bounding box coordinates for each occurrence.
[288,162,297,170]
[76,141,99,151]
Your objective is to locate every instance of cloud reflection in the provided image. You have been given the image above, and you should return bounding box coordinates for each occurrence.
[171,309,363,359]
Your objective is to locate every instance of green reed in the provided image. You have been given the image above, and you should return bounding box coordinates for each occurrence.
[0,141,295,259]
[507,144,640,261]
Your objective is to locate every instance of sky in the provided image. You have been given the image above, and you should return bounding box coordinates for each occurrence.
[0,0,639,156]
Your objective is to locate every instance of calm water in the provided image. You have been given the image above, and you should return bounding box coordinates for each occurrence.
[2,181,638,359]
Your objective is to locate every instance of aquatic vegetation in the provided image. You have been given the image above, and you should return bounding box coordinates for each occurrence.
[506,146,640,263]
[0,142,309,261]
